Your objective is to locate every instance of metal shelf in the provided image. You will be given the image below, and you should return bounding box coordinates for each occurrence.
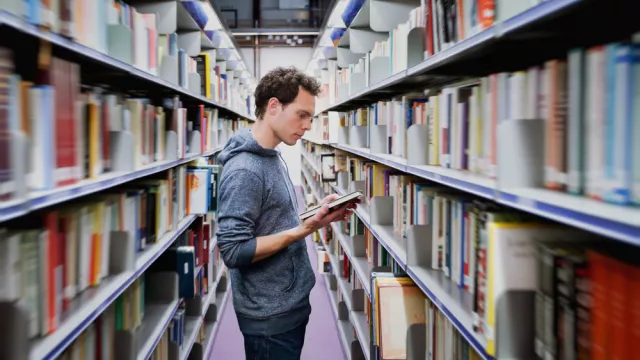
[0,11,254,120]
[325,143,640,247]
[0,153,203,223]
[29,215,198,360]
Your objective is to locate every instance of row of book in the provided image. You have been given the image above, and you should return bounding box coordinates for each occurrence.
[0,169,182,337]
[0,0,253,115]
[330,148,640,358]
[53,212,223,360]
[316,218,484,360]
[333,35,640,207]
[0,156,227,338]
[0,46,252,204]
[318,0,556,109]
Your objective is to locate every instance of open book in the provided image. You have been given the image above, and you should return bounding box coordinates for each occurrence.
[299,191,363,220]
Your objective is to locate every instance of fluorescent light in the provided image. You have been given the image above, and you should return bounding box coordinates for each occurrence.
[232,31,319,36]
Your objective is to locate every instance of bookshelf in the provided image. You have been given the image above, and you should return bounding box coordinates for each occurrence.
[303,1,640,359]
[0,0,246,358]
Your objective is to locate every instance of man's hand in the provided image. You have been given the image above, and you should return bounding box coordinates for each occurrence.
[298,195,360,238]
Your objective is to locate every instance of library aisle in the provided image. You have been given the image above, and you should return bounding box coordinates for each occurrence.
[210,189,346,360]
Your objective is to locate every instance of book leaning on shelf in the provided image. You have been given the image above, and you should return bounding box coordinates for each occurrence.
[0,0,253,110]
[0,164,192,337]
[0,45,235,203]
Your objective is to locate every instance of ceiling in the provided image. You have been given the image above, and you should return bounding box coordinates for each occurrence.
[210,0,331,48]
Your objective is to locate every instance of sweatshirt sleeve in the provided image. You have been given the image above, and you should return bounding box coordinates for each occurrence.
[215,169,261,269]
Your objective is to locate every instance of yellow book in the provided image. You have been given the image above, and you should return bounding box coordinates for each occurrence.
[429,94,439,165]
[200,53,211,99]
[88,102,100,178]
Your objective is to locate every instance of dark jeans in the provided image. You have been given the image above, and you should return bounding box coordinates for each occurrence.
[243,319,309,360]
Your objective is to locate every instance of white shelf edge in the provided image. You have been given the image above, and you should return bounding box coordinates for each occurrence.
[29,215,198,360]
[301,136,330,145]
[138,300,181,360]
[330,222,371,297]
[326,142,640,246]
[179,315,204,360]
[0,10,254,121]
[407,265,491,360]
[332,182,492,359]
[349,311,370,360]
[314,0,584,116]
[331,184,406,270]
[1,150,209,223]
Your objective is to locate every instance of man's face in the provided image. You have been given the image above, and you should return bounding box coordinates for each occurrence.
[268,87,315,146]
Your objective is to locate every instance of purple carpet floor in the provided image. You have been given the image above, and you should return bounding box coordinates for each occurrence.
[208,187,346,360]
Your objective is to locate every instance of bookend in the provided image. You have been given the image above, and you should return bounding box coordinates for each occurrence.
[337,47,363,69]
[351,234,367,258]
[338,83,350,102]
[146,272,180,304]
[109,230,136,273]
[336,172,349,193]
[11,132,27,199]
[369,0,421,32]
[337,126,349,145]
[351,341,366,360]
[350,72,367,96]
[107,25,133,64]
[131,1,179,34]
[351,289,365,312]
[178,31,202,57]
[110,131,135,172]
[348,126,368,149]
[369,125,388,154]
[0,302,29,360]
[338,301,349,321]
[497,118,545,188]
[405,225,432,268]
[406,27,425,69]
[2,0,22,16]
[157,55,178,85]
[406,124,429,165]
[164,131,179,161]
[187,130,202,154]
[217,275,228,293]
[370,196,393,226]
[113,272,179,360]
[187,72,201,95]
[329,274,338,291]
[369,56,390,86]
[349,180,367,206]
[349,29,388,55]
[494,292,536,358]
[406,323,426,360]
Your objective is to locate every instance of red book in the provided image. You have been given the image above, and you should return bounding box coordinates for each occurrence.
[52,58,77,187]
[426,0,433,56]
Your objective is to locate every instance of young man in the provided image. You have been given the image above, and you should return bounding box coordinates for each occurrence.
[216,67,357,360]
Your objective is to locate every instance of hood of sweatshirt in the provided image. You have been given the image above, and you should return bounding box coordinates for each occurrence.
[217,128,279,166]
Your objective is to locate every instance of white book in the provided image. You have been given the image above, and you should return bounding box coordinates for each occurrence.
[585,47,606,198]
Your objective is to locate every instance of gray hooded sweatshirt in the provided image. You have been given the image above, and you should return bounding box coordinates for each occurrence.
[215,128,316,336]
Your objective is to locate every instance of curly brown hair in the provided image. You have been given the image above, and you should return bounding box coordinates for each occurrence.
[254,67,321,119]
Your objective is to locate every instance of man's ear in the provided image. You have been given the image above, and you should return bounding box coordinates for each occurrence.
[267,97,280,116]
